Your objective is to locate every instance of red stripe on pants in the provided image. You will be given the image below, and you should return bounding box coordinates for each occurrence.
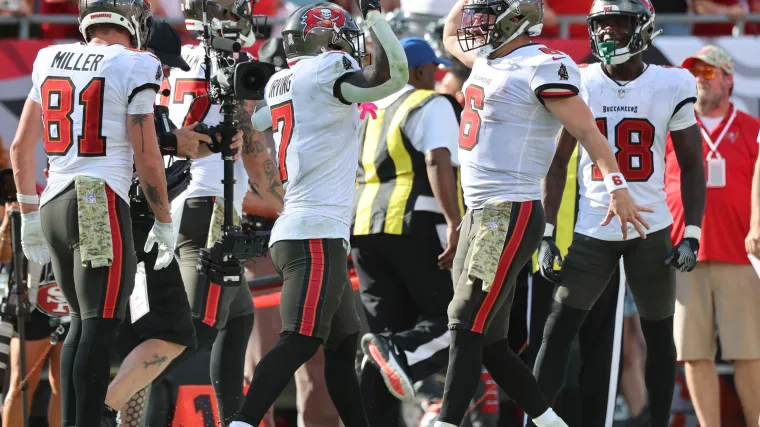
[299,240,326,336]
[102,186,123,319]
[471,202,533,333]
[202,283,222,326]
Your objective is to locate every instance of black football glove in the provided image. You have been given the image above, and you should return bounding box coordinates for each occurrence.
[355,0,381,18]
[537,237,563,284]
[665,237,699,273]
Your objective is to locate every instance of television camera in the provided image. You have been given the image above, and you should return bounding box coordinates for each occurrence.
[194,0,274,285]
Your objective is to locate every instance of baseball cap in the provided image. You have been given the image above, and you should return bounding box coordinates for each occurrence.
[400,37,452,68]
[147,19,190,72]
[681,45,734,75]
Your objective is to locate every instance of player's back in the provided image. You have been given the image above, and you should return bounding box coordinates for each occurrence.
[458,44,581,208]
[265,51,360,228]
[576,63,697,240]
[31,42,161,206]
[166,44,249,214]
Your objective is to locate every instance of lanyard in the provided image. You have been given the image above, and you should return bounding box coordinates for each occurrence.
[700,108,736,160]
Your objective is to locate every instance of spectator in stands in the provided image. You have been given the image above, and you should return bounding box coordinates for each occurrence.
[693,0,760,35]
[242,37,340,427]
[652,0,690,36]
[665,45,760,427]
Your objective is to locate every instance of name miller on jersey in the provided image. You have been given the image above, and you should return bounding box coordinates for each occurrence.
[602,105,639,113]
[51,51,105,72]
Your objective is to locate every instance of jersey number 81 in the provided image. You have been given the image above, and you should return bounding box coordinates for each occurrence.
[592,117,655,182]
[41,76,107,157]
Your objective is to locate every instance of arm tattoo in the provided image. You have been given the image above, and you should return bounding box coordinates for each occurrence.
[131,114,149,153]
[263,160,284,204]
[142,353,168,370]
[145,183,170,215]
[243,138,265,155]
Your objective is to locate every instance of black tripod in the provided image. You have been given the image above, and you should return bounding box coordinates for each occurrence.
[0,209,32,427]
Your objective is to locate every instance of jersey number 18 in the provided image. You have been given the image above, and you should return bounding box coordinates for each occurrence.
[591,117,655,182]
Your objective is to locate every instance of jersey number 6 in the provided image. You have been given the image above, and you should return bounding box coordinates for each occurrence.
[41,76,106,157]
[271,101,295,183]
[592,117,655,182]
[459,85,485,151]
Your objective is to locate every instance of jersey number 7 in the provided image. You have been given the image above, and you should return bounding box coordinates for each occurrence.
[271,101,295,183]
[592,117,655,182]
[41,77,106,157]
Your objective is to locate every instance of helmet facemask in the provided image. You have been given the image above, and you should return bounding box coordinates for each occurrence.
[457,0,541,59]
[588,8,661,65]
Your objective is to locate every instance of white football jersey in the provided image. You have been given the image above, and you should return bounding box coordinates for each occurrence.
[265,51,361,245]
[28,42,162,206]
[575,63,697,241]
[166,44,249,216]
[458,43,581,209]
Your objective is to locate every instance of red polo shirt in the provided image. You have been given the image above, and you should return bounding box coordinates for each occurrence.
[665,105,760,265]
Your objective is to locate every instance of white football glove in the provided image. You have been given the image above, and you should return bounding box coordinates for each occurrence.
[144,220,175,270]
[21,211,50,265]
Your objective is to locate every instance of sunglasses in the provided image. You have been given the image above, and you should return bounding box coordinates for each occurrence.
[689,66,717,80]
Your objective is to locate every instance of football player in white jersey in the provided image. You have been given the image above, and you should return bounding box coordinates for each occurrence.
[9,0,175,425]
[229,1,408,426]
[159,0,279,424]
[436,1,653,426]
[531,1,706,426]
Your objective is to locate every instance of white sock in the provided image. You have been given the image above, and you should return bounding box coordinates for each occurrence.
[228,422,254,427]
[433,422,458,427]
[533,408,559,426]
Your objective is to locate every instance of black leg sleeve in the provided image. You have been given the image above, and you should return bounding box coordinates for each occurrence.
[234,332,322,425]
[437,329,484,426]
[73,318,121,427]
[640,316,677,427]
[61,315,82,427]
[324,333,370,427]
[211,313,254,425]
[482,339,549,418]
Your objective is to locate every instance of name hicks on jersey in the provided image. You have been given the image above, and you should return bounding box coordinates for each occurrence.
[51,51,104,72]
[602,106,638,114]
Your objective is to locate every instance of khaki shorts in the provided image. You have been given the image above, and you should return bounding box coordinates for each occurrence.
[674,262,760,361]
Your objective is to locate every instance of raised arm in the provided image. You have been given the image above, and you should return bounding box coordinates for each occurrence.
[443,0,477,68]
[334,1,409,104]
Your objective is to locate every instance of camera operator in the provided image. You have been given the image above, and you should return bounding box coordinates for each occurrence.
[167,1,284,423]
[101,19,247,427]
[1,164,69,427]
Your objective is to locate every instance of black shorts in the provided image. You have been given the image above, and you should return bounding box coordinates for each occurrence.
[271,238,361,350]
[41,183,136,321]
[449,200,544,346]
[556,227,675,321]
[11,309,69,342]
[116,217,197,357]
[176,197,254,329]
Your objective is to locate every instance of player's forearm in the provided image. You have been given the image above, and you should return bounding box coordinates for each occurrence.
[543,163,568,227]
[581,130,621,177]
[129,114,171,223]
[425,150,461,226]
[340,11,408,103]
[11,99,43,213]
[244,191,278,219]
[672,126,706,228]
[10,141,38,213]
[237,115,284,213]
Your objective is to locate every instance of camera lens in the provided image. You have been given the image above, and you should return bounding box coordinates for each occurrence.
[240,67,268,92]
